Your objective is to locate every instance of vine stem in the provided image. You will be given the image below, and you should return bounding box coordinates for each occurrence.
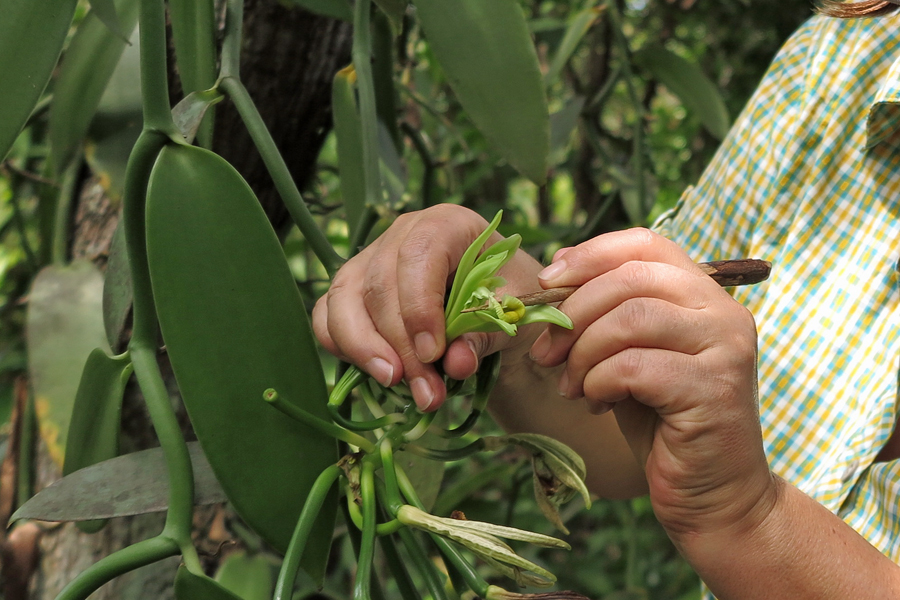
[220,0,243,79]
[218,76,345,276]
[263,388,375,452]
[124,129,199,570]
[354,461,378,600]
[55,536,179,600]
[274,464,342,600]
[139,0,178,135]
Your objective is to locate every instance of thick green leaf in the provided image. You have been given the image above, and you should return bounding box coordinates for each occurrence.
[26,262,110,467]
[102,222,133,350]
[333,67,366,239]
[412,0,549,184]
[175,566,243,600]
[286,0,352,21]
[146,144,337,583]
[634,44,731,141]
[0,0,79,161]
[544,4,602,86]
[10,442,226,523]
[62,348,131,532]
[214,552,273,600]
[49,0,140,172]
[169,0,217,147]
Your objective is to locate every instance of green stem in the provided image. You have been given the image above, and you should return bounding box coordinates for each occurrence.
[353,461,377,600]
[606,1,646,218]
[124,130,195,553]
[139,0,178,134]
[403,439,485,462]
[56,535,179,600]
[436,410,480,439]
[350,204,379,255]
[327,403,405,431]
[220,0,243,79]
[274,464,341,600]
[402,410,436,442]
[396,526,451,600]
[218,76,344,276]
[329,365,368,406]
[263,388,375,452]
[379,439,404,513]
[352,0,382,218]
[346,494,404,535]
[377,528,420,600]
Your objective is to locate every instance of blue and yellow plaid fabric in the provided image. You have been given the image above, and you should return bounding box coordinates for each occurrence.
[655,11,900,587]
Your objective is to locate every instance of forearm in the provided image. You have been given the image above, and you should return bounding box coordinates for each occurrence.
[488,329,647,499]
[678,476,900,599]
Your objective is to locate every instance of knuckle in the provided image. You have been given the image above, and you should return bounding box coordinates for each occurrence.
[626,226,659,248]
[613,349,645,381]
[617,298,653,332]
[618,260,656,294]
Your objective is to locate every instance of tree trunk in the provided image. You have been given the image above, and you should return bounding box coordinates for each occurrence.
[27,3,350,597]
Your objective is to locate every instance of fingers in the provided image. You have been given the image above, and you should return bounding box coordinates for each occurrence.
[532,261,726,368]
[537,228,702,289]
[393,207,492,362]
[558,298,711,400]
[312,205,504,412]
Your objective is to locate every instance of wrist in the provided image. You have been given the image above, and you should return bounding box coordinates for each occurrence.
[671,472,786,595]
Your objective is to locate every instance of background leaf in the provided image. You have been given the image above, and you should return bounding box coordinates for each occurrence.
[62,349,132,532]
[48,0,140,172]
[0,0,79,161]
[634,43,731,141]
[26,262,110,467]
[175,565,244,600]
[412,0,550,184]
[214,552,273,600]
[146,144,338,583]
[11,442,226,523]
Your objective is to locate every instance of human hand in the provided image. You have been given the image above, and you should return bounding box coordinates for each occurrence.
[312,204,544,411]
[529,228,777,540]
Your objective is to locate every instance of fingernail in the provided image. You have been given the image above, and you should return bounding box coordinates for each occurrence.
[466,339,480,362]
[529,332,550,363]
[414,332,438,363]
[410,377,436,411]
[557,371,570,398]
[538,260,567,283]
[588,402,614,415]
[366,357,394,387]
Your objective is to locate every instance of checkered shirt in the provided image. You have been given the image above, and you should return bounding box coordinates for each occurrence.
[654,11,900,592]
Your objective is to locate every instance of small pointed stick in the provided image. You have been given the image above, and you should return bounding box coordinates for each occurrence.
[461,258,771,312]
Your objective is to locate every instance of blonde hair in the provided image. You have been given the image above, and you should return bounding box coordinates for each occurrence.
[817,1,899,17]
